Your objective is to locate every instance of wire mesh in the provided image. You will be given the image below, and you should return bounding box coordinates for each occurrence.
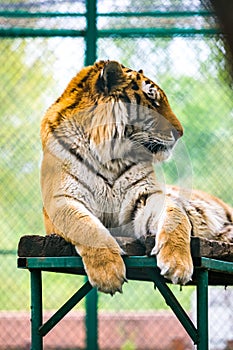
[0,1,233,349]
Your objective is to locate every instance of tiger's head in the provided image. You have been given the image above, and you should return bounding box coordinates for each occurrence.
[42,60,183,167]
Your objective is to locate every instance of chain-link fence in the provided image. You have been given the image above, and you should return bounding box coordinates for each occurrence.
[0,0,233,349]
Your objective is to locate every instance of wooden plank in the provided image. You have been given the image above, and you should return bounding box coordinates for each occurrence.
[17,236,233,285]
[17,234,233,261]
[191,237,233,261]
[18,234,78,257]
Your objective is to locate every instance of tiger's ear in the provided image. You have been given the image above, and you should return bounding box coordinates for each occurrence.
[100,61,125,93]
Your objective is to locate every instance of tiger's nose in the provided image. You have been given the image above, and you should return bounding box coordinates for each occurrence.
[172,127,183,140]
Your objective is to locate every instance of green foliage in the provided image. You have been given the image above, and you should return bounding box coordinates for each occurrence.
[0,39,58,250]
[121,339,137,350]
[161,73,233,205]
[0,255,30,310]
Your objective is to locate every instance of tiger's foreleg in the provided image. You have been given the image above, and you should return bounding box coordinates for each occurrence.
[41,153,126,295]
[134,195,193,284]
[44,201,126,294]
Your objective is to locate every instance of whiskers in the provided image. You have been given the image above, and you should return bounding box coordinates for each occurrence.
[129,131,175,154]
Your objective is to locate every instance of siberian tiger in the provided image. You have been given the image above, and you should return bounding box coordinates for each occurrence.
[41,60,233,294]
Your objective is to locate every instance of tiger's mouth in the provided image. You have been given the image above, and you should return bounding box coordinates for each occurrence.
[125,126,180,161]
[141,128,180,156]
[142,141,171,154]
[141,137,178,162]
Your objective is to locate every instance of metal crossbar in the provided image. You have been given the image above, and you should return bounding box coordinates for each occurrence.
[17,256,233,350]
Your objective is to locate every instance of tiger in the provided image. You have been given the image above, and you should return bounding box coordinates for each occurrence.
[41,60,233,295]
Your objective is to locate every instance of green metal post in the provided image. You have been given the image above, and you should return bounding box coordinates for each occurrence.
[85,0,97,66]
[196,269,209,350]
[85,286,98,350]
[30,269,43,350]
[84,2,98,348]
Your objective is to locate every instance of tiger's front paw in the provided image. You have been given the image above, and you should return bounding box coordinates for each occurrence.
[151,242,193,285]
[81,247,126,295]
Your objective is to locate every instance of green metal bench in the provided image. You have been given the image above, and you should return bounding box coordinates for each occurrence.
[17,252,233,350]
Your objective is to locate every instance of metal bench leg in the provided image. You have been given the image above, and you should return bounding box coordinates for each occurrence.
[30,269,43,350]
[196,269,209,350]
[86,287,98,350]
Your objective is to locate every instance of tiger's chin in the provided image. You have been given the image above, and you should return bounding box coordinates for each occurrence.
[152,147,174,163]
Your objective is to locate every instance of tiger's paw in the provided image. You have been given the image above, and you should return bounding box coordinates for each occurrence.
[80,247,126,295]
[151,242,193,285]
